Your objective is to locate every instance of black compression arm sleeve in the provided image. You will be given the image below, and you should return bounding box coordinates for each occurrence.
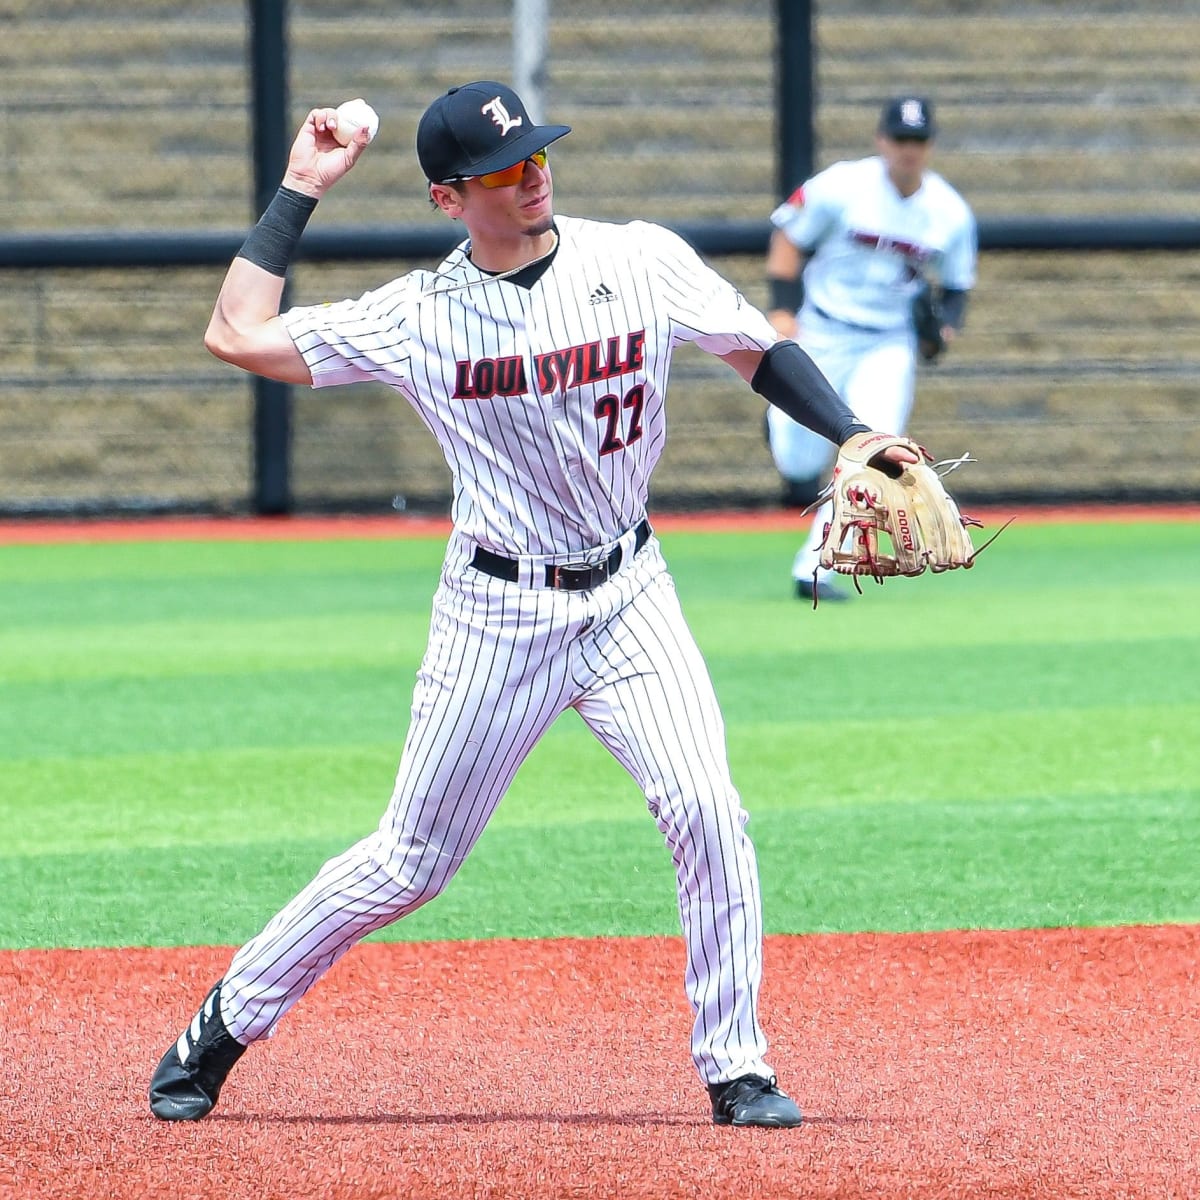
[751,340,870,446]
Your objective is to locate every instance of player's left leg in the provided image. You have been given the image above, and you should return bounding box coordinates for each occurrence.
[216,574,582,1046]
[791,334,915,591]
[842,335,916,439]
[572,546,801,1126]
[766,322,850,514]
[150,567,583,1119]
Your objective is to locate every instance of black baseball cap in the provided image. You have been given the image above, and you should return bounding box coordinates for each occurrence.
[416,81,572,182]
[878,96,936,141]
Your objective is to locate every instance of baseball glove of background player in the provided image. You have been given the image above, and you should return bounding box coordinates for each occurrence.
[811,432,986,594]
[911,281,946,363]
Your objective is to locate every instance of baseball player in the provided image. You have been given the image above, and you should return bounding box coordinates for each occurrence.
[765,95,977,602]
[147,80,916,1129]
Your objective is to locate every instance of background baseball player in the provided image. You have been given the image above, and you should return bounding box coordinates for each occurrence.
[765,95,977,602]
[147,80,917,1129]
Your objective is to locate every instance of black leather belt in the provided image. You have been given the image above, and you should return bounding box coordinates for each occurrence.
[470,519,652,592]
[810,303,888,334]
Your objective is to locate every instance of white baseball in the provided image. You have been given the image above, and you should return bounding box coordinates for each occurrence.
[332,98,379,147]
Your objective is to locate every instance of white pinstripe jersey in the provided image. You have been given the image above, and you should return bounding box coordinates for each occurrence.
[771,156,977,332]
[281,214,777,556]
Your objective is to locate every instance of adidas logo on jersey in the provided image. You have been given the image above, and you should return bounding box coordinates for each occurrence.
[589,282,617,306]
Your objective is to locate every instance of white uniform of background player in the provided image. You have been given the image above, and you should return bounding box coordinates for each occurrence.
[766,96,977,601]
[148,80,918,1129]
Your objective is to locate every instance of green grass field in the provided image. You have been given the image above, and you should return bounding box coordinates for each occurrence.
[2,520,1197,949]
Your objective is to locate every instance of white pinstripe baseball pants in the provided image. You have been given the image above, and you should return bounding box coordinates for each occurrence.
[220,534,772,1086]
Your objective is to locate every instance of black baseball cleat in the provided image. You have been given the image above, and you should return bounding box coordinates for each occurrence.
[795,577,849,604]
[149,982,247,1121]
[708,1074,804,1128]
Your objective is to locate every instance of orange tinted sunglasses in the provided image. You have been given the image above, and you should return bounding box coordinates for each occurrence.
[452,149,548,189]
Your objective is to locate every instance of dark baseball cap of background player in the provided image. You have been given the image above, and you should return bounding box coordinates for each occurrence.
[416,81,572,184]
[878,96,937,142]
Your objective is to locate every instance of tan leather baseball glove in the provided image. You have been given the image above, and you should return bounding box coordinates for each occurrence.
[812,432,984,587]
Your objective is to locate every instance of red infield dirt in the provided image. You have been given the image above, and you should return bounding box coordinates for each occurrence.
[0,502,1197,545]
[2,925,1197,1200]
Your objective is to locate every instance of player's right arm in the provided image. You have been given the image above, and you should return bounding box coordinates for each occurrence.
[765,167,845,339]
[205,262,311,384]
[765,229,806,340]
[204,106,372,384]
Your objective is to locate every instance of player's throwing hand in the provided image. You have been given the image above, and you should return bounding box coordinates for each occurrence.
[282,105,375,198]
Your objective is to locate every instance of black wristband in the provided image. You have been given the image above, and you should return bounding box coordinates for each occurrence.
[751,340,870,447]
[939,287,968,330]
[236,186,318,277]
[767,276,804,313]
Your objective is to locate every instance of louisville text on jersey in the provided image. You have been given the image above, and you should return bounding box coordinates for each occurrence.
[453,330,646,400]
[849,228,935,267]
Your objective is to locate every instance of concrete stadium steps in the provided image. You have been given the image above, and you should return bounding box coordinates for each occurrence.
[1,26,244,94]
[10,11,1192,94]
[5,14,766,99]
[652,367,1194,500]
[918,253,1200,493]
[15,136,1190,229]
[820,13,1200,69]
[0,376,442,513]
[3,380,244,441]
[913,401,1199,498]
[817,106,1199,152]
[4,2,1199,509]
[8,7,1200,226]
[11,251,1193,384]
[705,250,1196,497]
[292,389,447,507]
[961,252,1200,366]
[724,251,1200,366]
[3,269,222,381]
[7,246,1190,504]
[0,380,249,510]
[913,154,1200,219]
